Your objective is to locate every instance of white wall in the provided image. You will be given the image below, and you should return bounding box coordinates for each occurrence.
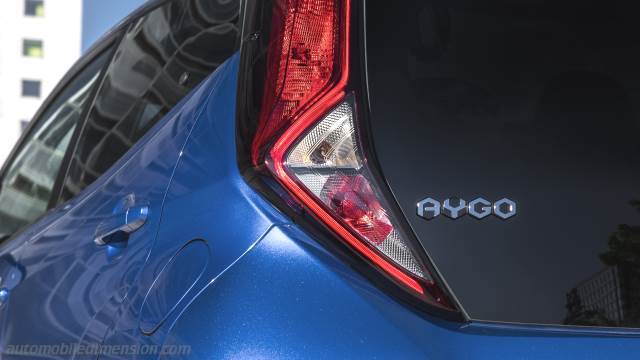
[0,0,82,165]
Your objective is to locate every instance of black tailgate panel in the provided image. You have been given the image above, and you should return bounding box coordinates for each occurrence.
[366,0,640,327]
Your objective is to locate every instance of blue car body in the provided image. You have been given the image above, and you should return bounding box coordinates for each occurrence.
[1,0,639,358]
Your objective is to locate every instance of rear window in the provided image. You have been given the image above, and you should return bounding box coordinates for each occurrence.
[60,0,241,203]
[366,0,640,328]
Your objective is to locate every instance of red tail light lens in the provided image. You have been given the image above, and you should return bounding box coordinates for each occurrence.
[251,0,349,165]
[248,0,456,310]
[326,174,393,245]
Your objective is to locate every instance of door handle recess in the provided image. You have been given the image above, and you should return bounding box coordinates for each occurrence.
[94,205,149,246]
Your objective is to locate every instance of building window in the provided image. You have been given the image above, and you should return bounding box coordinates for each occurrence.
[25,0,44,17]
[23,39,43,58]
[22,80,41,98]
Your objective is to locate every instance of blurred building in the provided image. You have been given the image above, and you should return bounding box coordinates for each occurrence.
[565,267,625,326]
[0,0,82,164]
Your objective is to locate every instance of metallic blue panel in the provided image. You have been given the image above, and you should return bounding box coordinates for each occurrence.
[139,240,210,335]
[99,53,289,356]
[0,48,237,359]
[161,224,640,359]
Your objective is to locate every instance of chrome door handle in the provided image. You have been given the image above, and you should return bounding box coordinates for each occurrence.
[94,205,149,246]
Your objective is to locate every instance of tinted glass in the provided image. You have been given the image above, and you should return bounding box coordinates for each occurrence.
[60,0,241,203]
[366,0,640,327]
[22,80,41,98]
[0,51,109,238]
[25,0,44,17]
[23,39,44,58]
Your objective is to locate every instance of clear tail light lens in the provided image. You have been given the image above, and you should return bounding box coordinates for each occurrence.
[270,100,428,292]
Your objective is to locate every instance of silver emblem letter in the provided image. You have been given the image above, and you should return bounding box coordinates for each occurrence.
[442,198,467,219]
[493,198,517,219]
[468,198,492,219]
[417,198,440,220]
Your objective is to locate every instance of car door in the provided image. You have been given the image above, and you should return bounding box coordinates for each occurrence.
[0,40,114,356]
[1,1,241,358]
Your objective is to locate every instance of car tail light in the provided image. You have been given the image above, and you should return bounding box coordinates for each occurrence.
[251,0,348,165]
[241,0,457,311]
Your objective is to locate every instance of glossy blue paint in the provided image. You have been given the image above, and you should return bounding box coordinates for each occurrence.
[0,38,638,360]
[0,53,242,358]
[0,289,9,306]
[139,240,210,335]
[98,53,289,358]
